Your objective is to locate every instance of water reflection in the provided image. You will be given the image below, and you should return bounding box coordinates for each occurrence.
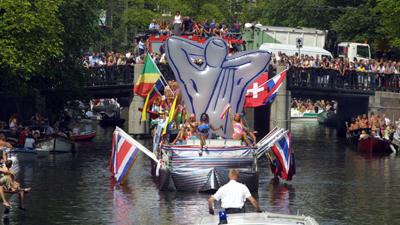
[3,122,400,225]
[267,179,295,215]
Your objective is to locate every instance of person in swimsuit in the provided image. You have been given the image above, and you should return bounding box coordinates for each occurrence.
[229,110,252,146]
[197,113,222,153]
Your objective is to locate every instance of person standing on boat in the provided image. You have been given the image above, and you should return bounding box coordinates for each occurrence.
[208,169,262,215]
[197,113,222,152]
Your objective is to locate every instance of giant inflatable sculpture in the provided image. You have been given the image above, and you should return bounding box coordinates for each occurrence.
[165,36,271,136]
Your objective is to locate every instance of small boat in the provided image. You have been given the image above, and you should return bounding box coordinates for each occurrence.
[196,212,319,225]
[70,130,96,141]
[317,111,336,126]
[291,109,322,122]
[35,135,74,153]
[358,137,393,154]
[10,147,50,158]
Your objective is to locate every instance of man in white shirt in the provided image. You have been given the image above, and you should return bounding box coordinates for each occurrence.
[208,169,262,214]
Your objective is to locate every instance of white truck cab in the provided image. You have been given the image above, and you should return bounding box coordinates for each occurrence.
[337,42,371,62]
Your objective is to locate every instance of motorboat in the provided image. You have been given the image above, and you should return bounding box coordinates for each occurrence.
[70,130,96,141]
[35,135,74,153]
[290,109,321,122]
[196,212,319,225]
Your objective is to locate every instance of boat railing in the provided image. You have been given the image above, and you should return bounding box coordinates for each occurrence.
[256,128,288,159]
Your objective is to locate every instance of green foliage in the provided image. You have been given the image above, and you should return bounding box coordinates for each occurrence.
[375,0,400,47]
[331,3,378,44]
[59,0,104,57]
[0,0,63,76]
[197,3,225,23]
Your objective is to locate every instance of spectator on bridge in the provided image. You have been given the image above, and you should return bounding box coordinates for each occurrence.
[149,19,160,35]
[172,11,182,35]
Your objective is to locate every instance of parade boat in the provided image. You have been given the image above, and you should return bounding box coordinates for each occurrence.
[347,128,394,154]
[111,37,293,192]
[357,136,393,154]
[156,140,259,192]
[196,212,319,225]
[70,130,96,141]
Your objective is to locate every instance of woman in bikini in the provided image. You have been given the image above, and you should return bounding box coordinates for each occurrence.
[197,113,222,152]
[229,109,252,146]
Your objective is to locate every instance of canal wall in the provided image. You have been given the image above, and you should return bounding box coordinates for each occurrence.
[269,67,290,131]
[369,91,400,121]
[128,64,148,136]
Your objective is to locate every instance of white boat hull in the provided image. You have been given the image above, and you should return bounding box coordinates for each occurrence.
[35,136,74,153]
[197,212,319,225]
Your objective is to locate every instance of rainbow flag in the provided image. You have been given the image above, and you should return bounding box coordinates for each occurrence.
[134,54,161,98]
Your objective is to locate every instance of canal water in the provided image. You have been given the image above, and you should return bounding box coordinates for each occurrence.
[6,121,400,225]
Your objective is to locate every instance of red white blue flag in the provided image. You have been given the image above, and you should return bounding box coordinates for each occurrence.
[271,131,292,180]
[244,70,287,108]
[264,70,287,104]
[110,127,158,184]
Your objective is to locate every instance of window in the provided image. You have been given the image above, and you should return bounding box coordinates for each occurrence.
[357,45,370,58]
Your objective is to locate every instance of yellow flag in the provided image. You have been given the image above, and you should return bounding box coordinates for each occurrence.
[162,95,178,135]
[141,90,151,122]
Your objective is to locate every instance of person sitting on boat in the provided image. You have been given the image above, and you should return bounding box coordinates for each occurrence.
[208,169,262,215]
[8,114,18,133]
[24,133,36,149]
[229,109,253,147]
[197,113,222,151]
[0,134,12,149]
[187,114,199,136]
[17,127,30,147]
[172,125,191,145]
[383,125,394,141]
[1,160,31,210]
[359,130,369,140]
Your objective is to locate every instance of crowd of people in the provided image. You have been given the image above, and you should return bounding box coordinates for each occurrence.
[347,113,400,142]
[271,52,400,75]
[149,11,241,38]
[291,98,336,115]
[148,80,256,153]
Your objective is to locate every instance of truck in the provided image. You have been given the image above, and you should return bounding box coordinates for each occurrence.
[242,25,371,61]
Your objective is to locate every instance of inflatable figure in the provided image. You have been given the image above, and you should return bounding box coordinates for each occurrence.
[166,36,271,136]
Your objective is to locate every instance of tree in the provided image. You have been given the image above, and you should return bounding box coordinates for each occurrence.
[0,0,63,77]
[375,0,400,48]
[331,2,378,44]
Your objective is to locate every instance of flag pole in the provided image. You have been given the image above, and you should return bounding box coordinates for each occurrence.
[148,53,168,88]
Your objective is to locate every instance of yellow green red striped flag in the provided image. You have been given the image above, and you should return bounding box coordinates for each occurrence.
[134,54,161,98]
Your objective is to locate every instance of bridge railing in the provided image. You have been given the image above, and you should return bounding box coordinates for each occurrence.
[287,67,400,93]
[85,65,134,87]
